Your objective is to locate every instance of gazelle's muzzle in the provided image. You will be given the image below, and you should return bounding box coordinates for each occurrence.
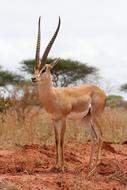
[31,77,37,83]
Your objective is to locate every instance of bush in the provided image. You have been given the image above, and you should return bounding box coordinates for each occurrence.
[106,95,127,108]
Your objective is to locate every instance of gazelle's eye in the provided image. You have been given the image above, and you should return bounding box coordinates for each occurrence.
[41,67,46,74]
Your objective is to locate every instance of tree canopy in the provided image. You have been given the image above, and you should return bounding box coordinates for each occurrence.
[120,83,127,92]
[20,58,97,87]
[0,66,24,87]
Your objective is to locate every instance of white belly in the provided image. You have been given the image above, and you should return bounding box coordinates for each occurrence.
[67,109,89,120]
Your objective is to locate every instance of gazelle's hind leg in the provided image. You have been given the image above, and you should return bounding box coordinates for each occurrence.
[90,93,105,168]
[82,113,98,171]
[82,111,104,179]
[91,116,103,167]
[85,117,103,179]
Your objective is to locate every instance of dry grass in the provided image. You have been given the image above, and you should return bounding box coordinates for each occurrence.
[0,179,21,190]
[102,107,127,143]
[0,101,127,147]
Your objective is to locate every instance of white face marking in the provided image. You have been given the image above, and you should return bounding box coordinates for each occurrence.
[37,74,40,78]
[34,69,41,79]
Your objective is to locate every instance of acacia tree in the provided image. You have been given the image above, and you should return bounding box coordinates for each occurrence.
[0,66,24,94]
[20,58,97,87]
[120,83,127,91]
[0,66,24,112]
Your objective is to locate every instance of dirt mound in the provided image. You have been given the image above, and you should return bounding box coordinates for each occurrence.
[0,142,126,189]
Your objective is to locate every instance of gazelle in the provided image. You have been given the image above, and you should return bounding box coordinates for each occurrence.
[31,17,106,175]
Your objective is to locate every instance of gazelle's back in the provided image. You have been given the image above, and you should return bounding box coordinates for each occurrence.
[54,83,106,102]
[52,84,106,115]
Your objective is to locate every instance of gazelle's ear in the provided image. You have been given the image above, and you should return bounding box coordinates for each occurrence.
[50,58,60,68]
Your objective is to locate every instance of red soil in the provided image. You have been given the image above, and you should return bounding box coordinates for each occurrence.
[0,142,127,190]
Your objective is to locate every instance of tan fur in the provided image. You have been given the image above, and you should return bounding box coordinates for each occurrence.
[33,64,106,175]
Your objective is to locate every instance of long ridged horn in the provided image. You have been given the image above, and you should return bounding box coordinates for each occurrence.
[35,16,41,69]
[41,17,61,67]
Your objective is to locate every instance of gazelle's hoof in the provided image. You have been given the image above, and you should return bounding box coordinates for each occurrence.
[50,166,67,173]
[60,166,68,172]
[86,167,97,180]
[50,166,60,173]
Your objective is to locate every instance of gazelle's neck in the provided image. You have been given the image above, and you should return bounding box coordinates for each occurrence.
[38,76,54,95]
[37,78,56,112]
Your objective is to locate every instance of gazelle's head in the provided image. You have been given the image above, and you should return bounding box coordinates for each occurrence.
[31,17,61,83]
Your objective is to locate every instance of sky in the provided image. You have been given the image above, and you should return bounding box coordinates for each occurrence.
[0,0,127,97]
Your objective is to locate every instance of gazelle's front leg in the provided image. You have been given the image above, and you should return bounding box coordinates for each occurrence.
[52,118,66,172]
[60,117,66,171]
[52,119,59,169]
